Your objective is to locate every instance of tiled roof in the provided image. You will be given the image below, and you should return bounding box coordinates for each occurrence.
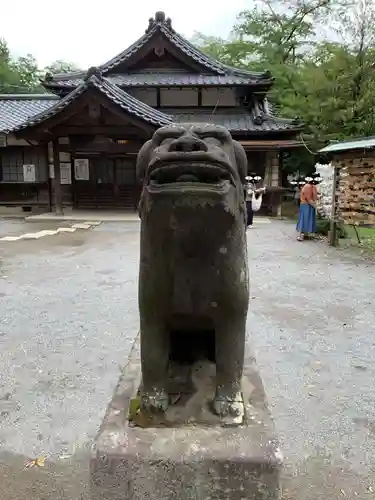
[168,108,302,133]
[96,14,269,78]
[7,72,173,133]
[0,94,59,133]
[42,12,272,91]
[0,72,302,135]
[43,72,263,89]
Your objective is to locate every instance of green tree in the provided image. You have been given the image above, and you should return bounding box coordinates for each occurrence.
[0,38,80,93]
[0,39,42,93]
[194,0,375,174]
[0,38,24,92]
[44,59,81,74]
[14,54,42,91]
[194,0,335,173]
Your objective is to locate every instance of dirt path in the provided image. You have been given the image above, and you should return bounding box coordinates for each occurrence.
[248,220,375,499]
[0,219,374,499]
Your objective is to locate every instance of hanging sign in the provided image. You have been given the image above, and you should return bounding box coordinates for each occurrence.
[74,159,89,180]
[60,163,72,185]
[23,164,36,182]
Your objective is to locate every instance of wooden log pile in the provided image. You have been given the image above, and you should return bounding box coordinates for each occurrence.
[334,155,375,225]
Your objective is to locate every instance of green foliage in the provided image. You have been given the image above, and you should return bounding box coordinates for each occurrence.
[44,60,81,75]
[0,38,80,93]
[194,0,375,175]
[315,216,347,238]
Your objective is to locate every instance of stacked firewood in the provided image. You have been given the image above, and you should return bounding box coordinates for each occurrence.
[335,157,375,225]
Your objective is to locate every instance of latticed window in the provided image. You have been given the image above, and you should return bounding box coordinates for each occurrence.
[0,146,48,182]
[1,164,24,182]
[0,148,23,182]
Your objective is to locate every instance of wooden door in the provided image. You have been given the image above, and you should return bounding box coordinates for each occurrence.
[114,158,137,210]
[92,157,115,208]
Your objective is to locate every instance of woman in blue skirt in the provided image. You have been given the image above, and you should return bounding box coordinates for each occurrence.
[296,179,317,241]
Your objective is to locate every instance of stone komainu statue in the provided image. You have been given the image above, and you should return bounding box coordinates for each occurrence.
[136,123,249,418]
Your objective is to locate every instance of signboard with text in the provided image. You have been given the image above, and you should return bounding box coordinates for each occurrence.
[74,159,89,180]
[60,163,72,185]
[23,164,36,182]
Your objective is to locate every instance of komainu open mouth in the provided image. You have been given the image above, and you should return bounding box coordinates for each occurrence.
[148,162,232,186]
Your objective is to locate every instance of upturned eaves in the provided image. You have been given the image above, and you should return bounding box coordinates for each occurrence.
[42,12,272,89]
[10,73,173,133]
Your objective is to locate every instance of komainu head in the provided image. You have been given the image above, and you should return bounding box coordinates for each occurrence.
[136,123,247,215]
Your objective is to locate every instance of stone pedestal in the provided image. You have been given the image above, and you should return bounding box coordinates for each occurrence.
[90,339,283,500]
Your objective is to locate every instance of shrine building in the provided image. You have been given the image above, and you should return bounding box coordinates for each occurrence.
[0,11,303,214]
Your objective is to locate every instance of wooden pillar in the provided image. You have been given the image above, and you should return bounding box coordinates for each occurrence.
[265,151,282,217]
[45,143,53,212]
[329,164,339,247]
[52,139,63,215]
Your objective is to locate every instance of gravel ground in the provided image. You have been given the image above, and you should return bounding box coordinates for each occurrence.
[0,218,374,499]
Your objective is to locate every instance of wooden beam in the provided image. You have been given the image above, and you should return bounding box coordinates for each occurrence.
[52,139,63,215]
[16,98,89,140]
[59,142,143,154]
[53,125,150,137]
[239,139,304,151]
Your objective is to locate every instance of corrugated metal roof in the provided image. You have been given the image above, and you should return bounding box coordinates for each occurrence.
[319,136,375,153]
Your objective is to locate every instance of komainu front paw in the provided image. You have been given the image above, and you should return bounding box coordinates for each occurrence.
[141,388,169,413]
[212,392,244,424]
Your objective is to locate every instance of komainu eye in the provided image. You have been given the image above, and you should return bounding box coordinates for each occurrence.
[202,137,221,146]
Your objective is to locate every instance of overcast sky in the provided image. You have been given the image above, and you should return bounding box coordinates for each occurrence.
[1,0,251,69]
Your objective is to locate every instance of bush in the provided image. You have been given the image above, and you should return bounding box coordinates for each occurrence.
[315,217,330,235]
[316,216,347,238]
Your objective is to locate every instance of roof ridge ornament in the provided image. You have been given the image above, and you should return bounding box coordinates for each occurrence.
[84,67,102,81]
[145,11,172,33]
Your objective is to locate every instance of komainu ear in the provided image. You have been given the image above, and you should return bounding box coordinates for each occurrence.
[233,140,247,184]
[136,140,153,183]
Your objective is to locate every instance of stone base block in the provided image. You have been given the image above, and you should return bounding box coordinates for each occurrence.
[90,339,283,500]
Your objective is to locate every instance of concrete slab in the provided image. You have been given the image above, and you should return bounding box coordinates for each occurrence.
[0,219,63,238]
[0,235,20,241]
[22,230,58,239]
[56,227,77,233]
[71,223,93,230]
[90,337,282,500]
[26,209,140,223]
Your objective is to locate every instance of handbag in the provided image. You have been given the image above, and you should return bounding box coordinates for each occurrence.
[251,193,263,212]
